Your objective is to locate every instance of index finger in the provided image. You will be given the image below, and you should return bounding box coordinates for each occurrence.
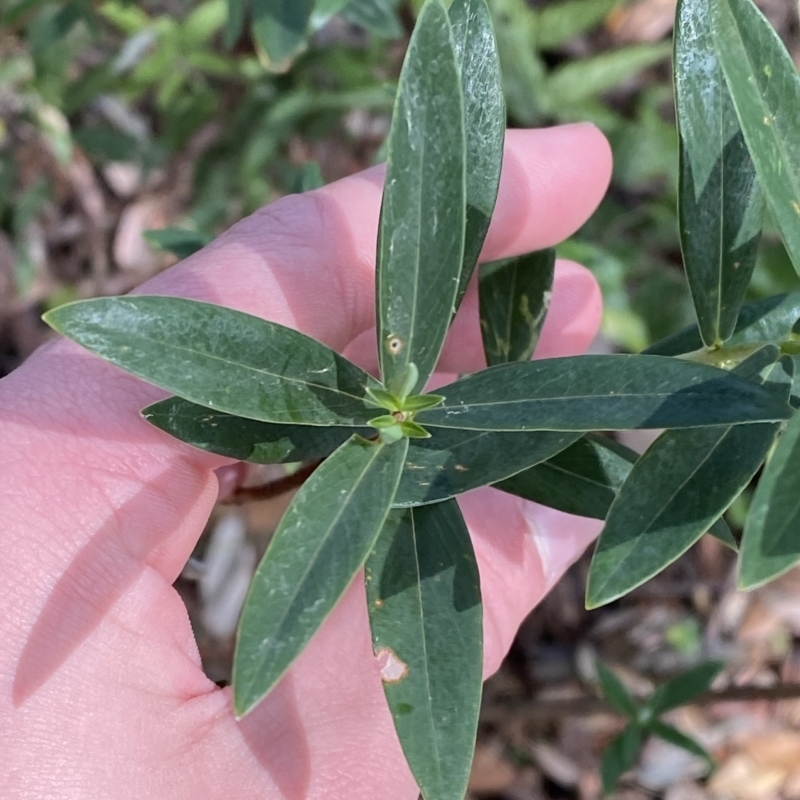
[141,125,612,354]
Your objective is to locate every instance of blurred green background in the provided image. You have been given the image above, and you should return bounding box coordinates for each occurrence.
[1,0,797,378]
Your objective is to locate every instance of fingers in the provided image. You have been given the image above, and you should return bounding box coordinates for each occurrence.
[460,490,602,678]
[342,258,602,375]
[141,125,612,353]
[437,258,602,374]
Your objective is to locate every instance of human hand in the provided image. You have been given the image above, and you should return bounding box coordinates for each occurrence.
[0,125,611,799]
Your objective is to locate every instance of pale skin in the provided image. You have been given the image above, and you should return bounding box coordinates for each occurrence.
[0,125,612,799]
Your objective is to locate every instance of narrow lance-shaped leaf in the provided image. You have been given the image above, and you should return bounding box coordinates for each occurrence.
[496,433,638,519]
[223,0,249,48]
[496,433,738,550]
[601,724,644,795]
[251,0,313,73]
[479,249,555,366]
[233,435,408,716]
[675,0,763,347]
[709,0,800,275]
[395,427,578,507]
[645,290,800,357]
[449,0,505,306]
[44,297,378,427]
[143,396,366,463]
[596,661,639,719]
[416,355,791,433]
[646,661,724,715]
[376,0,466,394]
[143,227,213,259]
[586,353,791,609]
[365,500,482,800]
[739,405,800,589]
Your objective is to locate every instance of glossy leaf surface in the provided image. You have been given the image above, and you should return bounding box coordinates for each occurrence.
[495,433,636,520]
[675,0,763,347]
[365,500,482,800]
[546,42,671,107]
[251,0,313,72]
[710,0,800,275]
[479,249,555,366]
[469,434,738,548]
[395,428,578,507]
[234,436,408,716]
[586,357,790,608]
[44,297,377,427]
[143,396,366,463]
[450,0,505,305]
[646,291,800,357]
[376,0,466,394]
[739,406,800,588]
[417,355,791,432]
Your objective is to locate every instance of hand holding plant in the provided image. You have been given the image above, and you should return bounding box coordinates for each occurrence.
[0,83,611,800]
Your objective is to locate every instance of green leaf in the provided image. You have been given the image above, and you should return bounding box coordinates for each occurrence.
[646,661,724,715]
[401,393,445,412]
[545,42,671,107]
[376,0,466,394]
[416,355,791,432]
[649,720,714,765]
[479,250,555,367]
[708,516,738,551]
[366,386,402,412]
[646,291,800,357]
[739,405,800,588]
[365,500,482,800]
[251,0,313,72]
[596,661,639,719]
[495,433,636,519]
[586,356,791,608]
[399,420,431,438]
[533,0,625,50]
[143,227,213,259]
[449,0,505,306]
[396,428,579,507]
[233,435,408,716]
[487,0,546,125]
[387,362,420,401]
[710,0,800,276]
[223,0,249,48]
[340,0,402,38]
[44,297,377,427]
[142,396,365,462]
[313,0,350,22]
[601,723,644,795]
[675,0,763,347]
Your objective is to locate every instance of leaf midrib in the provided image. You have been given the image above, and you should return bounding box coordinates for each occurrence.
[717,1,800,225]
[409,509,446,788]
[105,328,367,403]
[593,428,731,600]
[241,441,388,700]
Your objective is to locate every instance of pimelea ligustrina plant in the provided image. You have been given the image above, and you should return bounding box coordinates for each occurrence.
[43,0,800,796]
